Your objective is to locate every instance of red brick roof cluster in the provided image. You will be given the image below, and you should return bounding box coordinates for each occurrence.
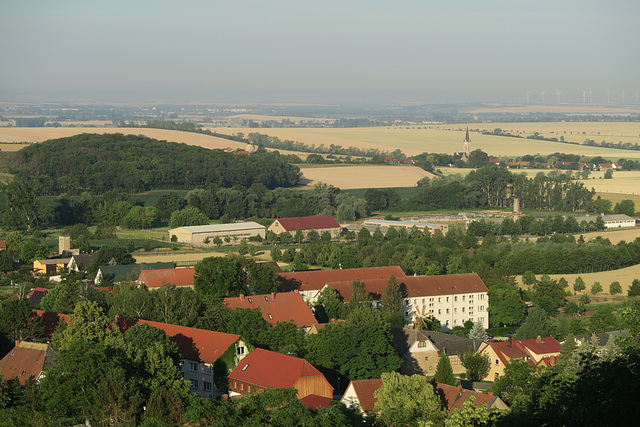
[402,273,488,297]
[136,267,195,288]
[115,316,240,363]
[0,342,57,385]
[275,215,341,232]
[229,348,328,390]
[224,292,318,328]
[482,336,561,367]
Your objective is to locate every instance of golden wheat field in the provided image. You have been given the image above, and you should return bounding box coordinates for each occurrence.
[299,165,436,189]
[213,123,640,160]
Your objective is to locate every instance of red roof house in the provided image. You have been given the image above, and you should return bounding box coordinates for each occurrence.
[116,316,248,399]
[224,292,319,329]
[340,377,506,414]
[479,336,562,381]
[136,267,195,289]
[34,310,70,339]
[0,341,58,385]
[268,215,342,238]
[229,348,333,399]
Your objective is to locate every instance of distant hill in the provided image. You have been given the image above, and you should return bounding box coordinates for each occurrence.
[9,133,301,194]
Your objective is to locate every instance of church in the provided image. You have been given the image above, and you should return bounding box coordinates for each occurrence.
[454,127,471,162]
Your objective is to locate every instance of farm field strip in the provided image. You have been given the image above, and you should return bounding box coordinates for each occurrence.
[299,165,435,189]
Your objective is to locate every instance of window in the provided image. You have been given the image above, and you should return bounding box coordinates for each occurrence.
[204,381,212,392]
[429,366,433,370]
[479,306,484,311]
[425,356,428,361]
[454,296,458,302]
[268,314,273,320]
[264,296,269,301]
[237,346,245,356]
[438,297,441,303]
[447,297,450,302]
[454,308,457,314]
[190,379,198,389]
[203,365,211,375]
[190,362,198,372]
[429,298,434,302]
[418,341,426,348]
[479,317,484,323]
[247,298,252,303]
[462,295,465,301]
[495,372,500,379]
[462,307,465,313]
[422,298,425,304]
[446,308,449,314]
[495,359,499,365]
[438,309,441,315]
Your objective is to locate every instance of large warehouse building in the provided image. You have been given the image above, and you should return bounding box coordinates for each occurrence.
[168,222,266,246]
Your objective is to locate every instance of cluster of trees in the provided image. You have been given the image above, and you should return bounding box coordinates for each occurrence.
[403,165,596,212]
[489,299,640,425]
[9,133,301,195]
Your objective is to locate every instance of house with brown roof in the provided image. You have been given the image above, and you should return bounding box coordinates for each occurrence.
[340,377,506,414]
[478,336,562,381]
[224,292,319,330]
[228,348,333,399]
[0,341,58,385]
[116,317,249,399]
[277,266,407,303]
[268,215,342,239]
[67,254,96,273]
[136,267,195,290]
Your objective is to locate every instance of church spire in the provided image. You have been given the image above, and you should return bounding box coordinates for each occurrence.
[463,127,471,160]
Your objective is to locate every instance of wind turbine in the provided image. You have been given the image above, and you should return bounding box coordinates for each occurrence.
[621,91,625,104]
[589,90,592,103]
[541,89,546,104]
[555,89,562,104]
[582,90,587,103]
[526,90,530,104]
[607,91,612,103]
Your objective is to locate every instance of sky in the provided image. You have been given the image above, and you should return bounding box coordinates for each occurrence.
[1,0,639,105]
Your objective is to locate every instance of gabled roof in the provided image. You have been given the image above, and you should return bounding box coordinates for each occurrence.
[402,273,488,297]
[300,394,333,410]
[35,258,71,265]
[115,317,240,363]
[98,262,175,283]
[0,342,58,385]
[344,378,383,412]
[278,266,406,292]
[273,215,340,232]
[69,254,95,271]
[27,288,50,306]
[324,279,391,302]
[224,292,318,328]
[34,310,70,338]
[517,336,562,355]
[136,267,195,288]
[390,327,481,356]
[229,348,327,390]
[480,336,561,366]
[435,382,504,411]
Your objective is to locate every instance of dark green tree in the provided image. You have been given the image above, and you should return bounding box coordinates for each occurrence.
[434,353,456,386]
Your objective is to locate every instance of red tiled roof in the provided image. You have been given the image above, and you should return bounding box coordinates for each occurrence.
[480,336,561,366]
[517,336,562,355]
[0,342,57,385]
[435,382,498,411]
[278,266,406,292]
[346,378,383,412]
[325,279,391,302]
[402,273,488,297]
[0,241,6,250]
[275,215,341,232]
[300,394,333,410]
[115,317,240,363]
[224,292,318,328]
[34,310,70,338]
[136,267,195,288]
[229,348,327,390]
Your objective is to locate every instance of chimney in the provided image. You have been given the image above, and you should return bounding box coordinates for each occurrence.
[270,293,275,300]
[536,335,542,344]
[240,294,245,301]
[507,337,512,347]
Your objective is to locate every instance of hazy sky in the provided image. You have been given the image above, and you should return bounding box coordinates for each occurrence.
[1,0,638,104]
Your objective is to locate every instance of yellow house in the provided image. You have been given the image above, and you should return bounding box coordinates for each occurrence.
[33,258,71,275]
[478,336,562,381]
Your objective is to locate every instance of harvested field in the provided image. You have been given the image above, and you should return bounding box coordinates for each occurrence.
[133,251,226,265]
[299,165,435,189]
[516,263,640,295]
[575,170,640,196]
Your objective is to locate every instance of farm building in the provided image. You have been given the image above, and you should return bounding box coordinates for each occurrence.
[362,218,449,236]
[94,262,175,285]
[574,213,636,229]
[168,222,266,246]
[228,348,333,399]
[33,258,71,275]
[267,215,341,239]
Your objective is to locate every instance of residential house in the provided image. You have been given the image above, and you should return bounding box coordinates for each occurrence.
[67,254,96,273]
[277,266,407,304]
[94,262,175,285]
[116,316,248,399]
[267,215,342,239]
[224,292,319,330]
[390,327,483,376]
[340,377,506,415]
[229,348,333,399]
[136,267,195,290]
[34,310,70,339]
[168,222,266,246]
[33,258,71,275]
[0,341,58,385]
[478,336,562,381]
[26,287,50,306]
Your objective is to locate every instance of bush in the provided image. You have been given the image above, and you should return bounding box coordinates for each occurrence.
[628,279,640,297]
[610,281,622,295]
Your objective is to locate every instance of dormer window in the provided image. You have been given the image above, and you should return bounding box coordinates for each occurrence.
[268,314,273,320]
[247,298,252,303]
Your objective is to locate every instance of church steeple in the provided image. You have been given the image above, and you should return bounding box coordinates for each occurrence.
[463,127,471,160]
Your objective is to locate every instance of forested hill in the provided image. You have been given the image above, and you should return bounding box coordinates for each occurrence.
[8,133,302,194]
